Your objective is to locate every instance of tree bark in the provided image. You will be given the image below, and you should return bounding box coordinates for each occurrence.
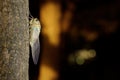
[0,0,29,80]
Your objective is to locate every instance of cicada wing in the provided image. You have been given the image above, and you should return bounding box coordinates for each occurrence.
[31,38,40,64]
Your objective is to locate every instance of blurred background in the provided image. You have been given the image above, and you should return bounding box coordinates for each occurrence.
[29,0,120,80]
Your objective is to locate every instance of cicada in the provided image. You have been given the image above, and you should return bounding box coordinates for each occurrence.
[29,18,41,64]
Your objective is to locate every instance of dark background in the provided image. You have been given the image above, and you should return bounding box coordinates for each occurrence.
[29,0,120,80]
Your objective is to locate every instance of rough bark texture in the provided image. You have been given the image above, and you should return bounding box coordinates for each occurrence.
[0,0,29,80]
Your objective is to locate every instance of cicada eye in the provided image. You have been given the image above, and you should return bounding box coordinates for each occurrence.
[35,18,39,21]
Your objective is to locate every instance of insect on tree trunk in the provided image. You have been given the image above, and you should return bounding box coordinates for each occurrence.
[0,0,29,80]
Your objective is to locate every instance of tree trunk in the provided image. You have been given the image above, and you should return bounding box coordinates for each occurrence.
[0,0,29,80]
